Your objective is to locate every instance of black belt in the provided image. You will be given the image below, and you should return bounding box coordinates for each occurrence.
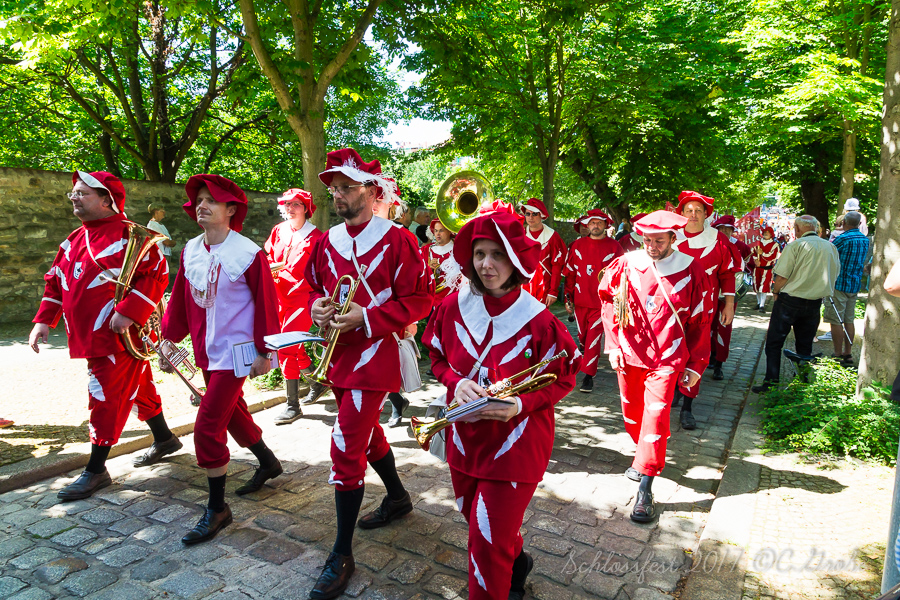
[755,265,774,270]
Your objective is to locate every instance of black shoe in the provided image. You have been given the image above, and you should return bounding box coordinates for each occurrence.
[387,397,410,428]
[182,505,232,545]
[235,461,284,495]
[625,467,642,482]
[58,470,112,501]
[579,375,593,393]
[759,306,767,313]
[358,493,413,529]
[671,389,683,408]
[680,410,697,430]
[426,368,434,377]
[712,363,724,380]
[133,435,183,467]
[752,382,775,394]
[301,382,328,405]
[309,552,355,600]
[630,490,657,523]
[509,551,533,600]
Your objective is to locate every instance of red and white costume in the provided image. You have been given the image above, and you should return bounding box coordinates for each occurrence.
[599,211,711,476]
[421,238,455,307]
[423,212,580,600]
[670,193,740,395]
[562,210,624,377]
[749,228,779,294]
[518,199,566,304]
[617,212,647,253]
[265,189,322,379]
[33,171,168,447]
[161,175,280,469]
[709,215,752,363]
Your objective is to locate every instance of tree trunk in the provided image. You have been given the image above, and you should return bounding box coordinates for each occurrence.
[296,115,331,230]
[799,177,829,231]
[839,120,857,202]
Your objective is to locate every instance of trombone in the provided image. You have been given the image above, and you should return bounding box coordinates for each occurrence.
[411,350,568,451]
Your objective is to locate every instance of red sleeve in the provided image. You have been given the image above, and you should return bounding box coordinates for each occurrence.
[685,262,713,374]
[33,245,65,327]
[305,235,328,312]
[161,249,191,344]
[116,242,169,326]
[365,232,433,337]
[717,237,739,295]
[264,227,277,264]
[598,258,624,353]
[548,233,566,298]
[422,299,463,402]
[517,315,580,414]
[562,244,576,302]
[245,251,281,355]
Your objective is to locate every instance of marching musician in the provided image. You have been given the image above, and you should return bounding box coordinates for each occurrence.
[749,226,779,312]
[29,171,179,501]
[422,210,580,600]
[562,209,624,393]
[265,188,324,423]
[708,215,752,380]
[161,174,284,545]
[305,148,432,600]
[669,192,741,429]
[618,213,646,253]
[518,198,566,307]
[421,218,456,309]
[599,211,711,522]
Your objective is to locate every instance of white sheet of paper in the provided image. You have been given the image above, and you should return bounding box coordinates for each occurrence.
[264,331,325,350]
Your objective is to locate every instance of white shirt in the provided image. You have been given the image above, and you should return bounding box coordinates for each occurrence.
[147,219,172,256]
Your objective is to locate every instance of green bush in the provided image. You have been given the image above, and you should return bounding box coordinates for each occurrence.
[758,358,900,464]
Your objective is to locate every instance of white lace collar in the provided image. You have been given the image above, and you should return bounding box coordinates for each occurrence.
[328,216,393,260]
[528,224,556,247]
[431,241,454,256]
[457,284,545,347]
[625,249,692,277]
[291,220,316,243]
[675,224,718,249]
[184,230,260,291]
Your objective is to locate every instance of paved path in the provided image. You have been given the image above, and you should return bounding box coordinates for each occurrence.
[0,306,767,600]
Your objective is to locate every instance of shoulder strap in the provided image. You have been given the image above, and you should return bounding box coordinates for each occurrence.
[649,263,686,336]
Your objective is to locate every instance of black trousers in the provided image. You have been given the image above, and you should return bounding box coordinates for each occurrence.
[764,293,822,382]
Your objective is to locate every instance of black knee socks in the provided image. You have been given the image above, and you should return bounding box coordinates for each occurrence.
[681,395,693,413]
[145,413,173,443]
[86,444,111,474]
[208,474,227,512]
[369,449,406,501]
[388,392,405,415]
[511,550,530,591]
[333,487,365,556]
[248,439,278,470]
[639,474,654,494]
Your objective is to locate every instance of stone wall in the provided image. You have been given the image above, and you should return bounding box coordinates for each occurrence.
[0,167,282,324]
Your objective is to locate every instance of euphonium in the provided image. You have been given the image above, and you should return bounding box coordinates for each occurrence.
[411,350,568,451]
[103,221,169,360]
[435,171,495,233]
[304,266,368,387]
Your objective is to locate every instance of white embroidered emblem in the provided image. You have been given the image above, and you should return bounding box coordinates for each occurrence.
[73,262,83,280]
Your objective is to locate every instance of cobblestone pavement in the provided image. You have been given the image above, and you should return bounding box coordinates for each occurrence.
[0,307,765,599]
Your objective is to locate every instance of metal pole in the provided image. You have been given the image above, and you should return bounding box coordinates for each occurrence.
[827,296,853,346]
[882,436,900,593]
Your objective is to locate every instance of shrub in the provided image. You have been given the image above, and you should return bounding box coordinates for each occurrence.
[758,358,900,464]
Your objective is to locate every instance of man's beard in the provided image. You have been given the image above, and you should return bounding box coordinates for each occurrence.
[335,198,363,220]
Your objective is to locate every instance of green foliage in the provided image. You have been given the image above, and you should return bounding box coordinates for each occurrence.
[758,359,900,464]
[251,366,284,391]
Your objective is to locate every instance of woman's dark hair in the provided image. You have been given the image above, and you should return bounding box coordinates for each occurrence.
[468,264,526,296]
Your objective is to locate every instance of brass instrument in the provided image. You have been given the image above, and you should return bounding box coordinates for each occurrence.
[144,336,205,405]
[101,221,169,360]
[430,257,448,294]
[435,171,495,233]
[270,260,287,275]
[613,270,632,328]
[304,266,368,387]
[411,350,569,451]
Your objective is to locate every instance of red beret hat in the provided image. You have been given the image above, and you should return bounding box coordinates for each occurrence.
[478,199,525,223]
[632,212,647,222]
[278,188,316,217]
[184,174,249,232]
[73,171,126,214]
[518,198,548,219]
[578,209,612,226]
[762,226,776,238]
[633,210,689,236]
[318,148,400,207]
[676,191,714,215]
[711,215,736,229]
[453,212,540,282]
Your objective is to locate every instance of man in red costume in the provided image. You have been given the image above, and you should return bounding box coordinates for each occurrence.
[707,215,752,380]
[306,148,432,600]
[518,198,566,306]
[669,192,741,429]
[599,211,711,522]
[30,171,179,501]
[422,219,456,309]
[618,213,647,252]
[562,209,624,392]
[749,226,779,311]
[265,188,323,423]
[162,174,284,545]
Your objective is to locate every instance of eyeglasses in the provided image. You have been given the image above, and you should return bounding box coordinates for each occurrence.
[67,191,92,200]
[524,211,541,217]
[283,202,305,209]
[327,184,365,197]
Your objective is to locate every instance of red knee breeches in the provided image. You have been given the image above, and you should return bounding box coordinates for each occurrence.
[277,299,313,379]
[574,305,603,377]
[86,351,162,447]
[194,370,263,469]
[711,297,733,363]
[617,365,679,476]
[328,388,392,492]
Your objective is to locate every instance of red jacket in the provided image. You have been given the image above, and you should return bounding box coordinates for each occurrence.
[265,221,322,329]
[522,225,566,302]
[421,241,454,307]
[563,236,624,308]
[672,226,741,307]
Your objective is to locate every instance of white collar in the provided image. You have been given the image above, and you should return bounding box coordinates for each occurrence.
[625,249,692,277]
[630,231,642,242]
[528,224,555,247]
[457,284,545,347]
[328,216,393,260]
[431,241,454,256]
[290,220,317,243]
[184,230,260,291]
[729,235,738,244]
[675,224,718,249]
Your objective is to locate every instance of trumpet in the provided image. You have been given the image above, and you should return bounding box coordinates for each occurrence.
[143,336,205,406]
[304,266,368,387]
[411,350,568,451]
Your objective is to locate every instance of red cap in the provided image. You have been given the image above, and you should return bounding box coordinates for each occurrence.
[278,188,316,217]
[634,210,689,236]
[376,177,403,207]
[318,148,400,206]
[518,198,548,219]
[573,215,586,234]
[761,226,776,238]
[453,212,539,282]
[184,174,249,232]
[676,191,714,215]
[711,215,736,229]
[478,199,525,223]
[632,212,647,222]
[577,209,612,227]
[73,171,126,214]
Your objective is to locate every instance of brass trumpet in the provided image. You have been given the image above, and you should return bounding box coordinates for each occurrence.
[411,350,569,451]
[144,336,205,405]
[304,266,368,387]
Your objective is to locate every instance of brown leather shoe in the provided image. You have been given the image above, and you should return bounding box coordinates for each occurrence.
[182,505,233,545]
[309,552,355,600]
[357,493,413,529]
[133,435,183,467]
[58,470,112,501]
